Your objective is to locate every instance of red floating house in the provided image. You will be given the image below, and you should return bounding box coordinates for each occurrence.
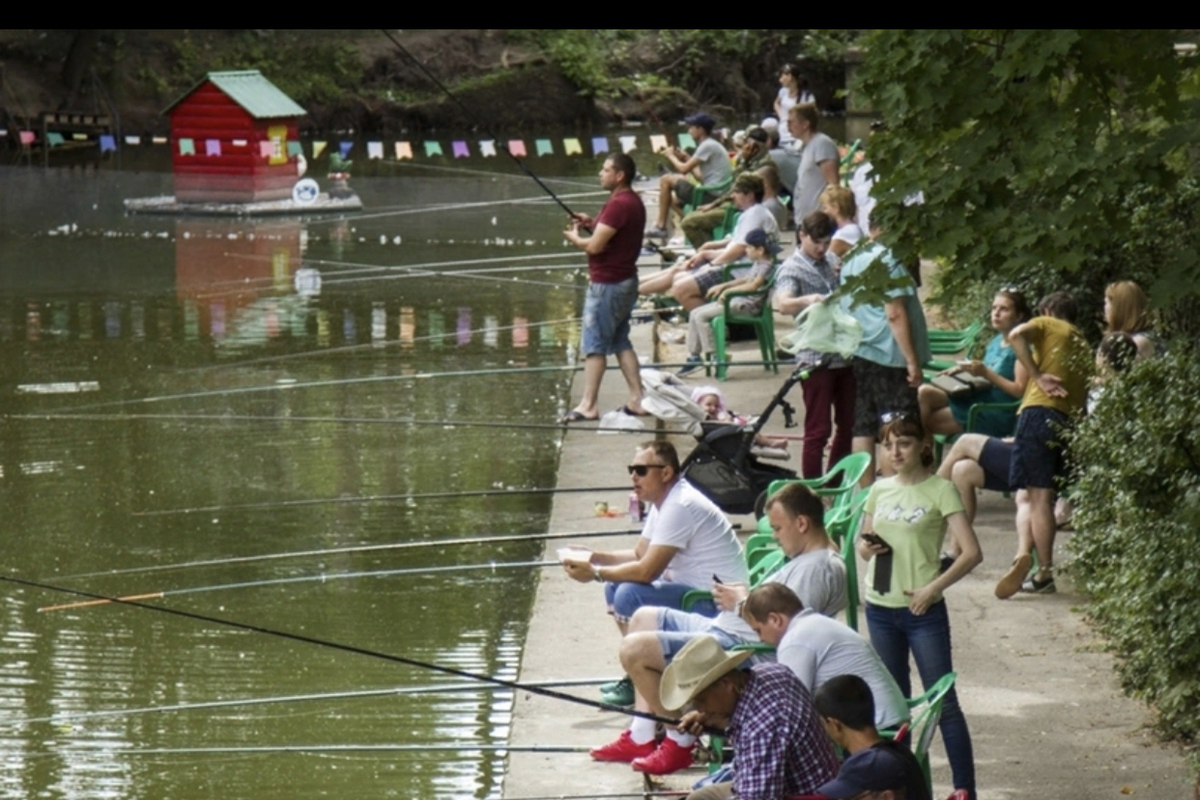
[165,70,307,203]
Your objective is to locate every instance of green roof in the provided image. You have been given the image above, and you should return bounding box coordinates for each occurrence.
[165,70,307,118]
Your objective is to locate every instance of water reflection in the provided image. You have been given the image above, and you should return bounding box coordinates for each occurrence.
[0,167,584,799]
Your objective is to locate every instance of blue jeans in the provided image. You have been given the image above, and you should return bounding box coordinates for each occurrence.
[866,600,975,797]
[581,278,637,356]
[603,580,717,624]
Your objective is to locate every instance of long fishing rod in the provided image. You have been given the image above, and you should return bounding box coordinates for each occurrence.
[10,412,685,439]
[38,559,560,613]
[134,485,630,518]
[381,29,587,222]
[49,360,772,415]
[382,158,602,189]
[75,744,591,755]
[33,677,617,725]
[0,573,716,734]
[342,187,606,223]
[62,528,642,580]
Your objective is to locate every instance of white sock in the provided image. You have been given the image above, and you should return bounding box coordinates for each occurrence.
[628,717,656,744]
[665,728,696,747]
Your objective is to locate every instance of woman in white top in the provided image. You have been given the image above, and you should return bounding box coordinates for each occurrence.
[820,185,863,266]
[774,65,814,147]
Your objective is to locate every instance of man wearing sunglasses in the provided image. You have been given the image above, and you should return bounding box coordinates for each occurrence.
[562,441,746,714]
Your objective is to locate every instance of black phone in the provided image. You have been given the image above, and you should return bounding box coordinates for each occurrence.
[862,533,888,549]
[712,574,723,584]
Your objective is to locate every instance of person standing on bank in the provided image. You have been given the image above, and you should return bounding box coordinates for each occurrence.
[857,413,982,800]
[561,153,647,423]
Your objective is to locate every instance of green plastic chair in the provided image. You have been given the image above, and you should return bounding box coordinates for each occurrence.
[927,318,985,358]
[682,175,734,217]
[755,452,873,540]
[881,672,958,797]
[711,205,740,243]
[706,265,778,382]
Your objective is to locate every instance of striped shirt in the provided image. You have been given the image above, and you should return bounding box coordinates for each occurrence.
[775,249,845,369]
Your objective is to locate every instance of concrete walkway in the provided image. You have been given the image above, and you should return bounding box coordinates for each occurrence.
[504,281,1192,800]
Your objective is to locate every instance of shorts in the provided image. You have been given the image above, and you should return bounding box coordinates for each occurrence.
[851,357,918,438]
[694,267,724,294]
[654,608,731,659]
[673,180,698,205]
[979,437,1015,493]
[1009,406,1071,490]
[582,277,638,357]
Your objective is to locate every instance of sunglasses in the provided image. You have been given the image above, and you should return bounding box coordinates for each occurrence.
[627,464,668,477]
[879,410,918,426]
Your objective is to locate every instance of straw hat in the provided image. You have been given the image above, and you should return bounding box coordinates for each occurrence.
[659,635,754,712]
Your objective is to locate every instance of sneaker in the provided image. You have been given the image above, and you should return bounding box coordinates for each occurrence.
[631,738,694,775]
[1021,575,1057,594]
[645,225,669,239]
[944,790,971,800]
[590,730,656,763]
[600,676,635,706]
[994,554,1033,599]
[677,354,704,376]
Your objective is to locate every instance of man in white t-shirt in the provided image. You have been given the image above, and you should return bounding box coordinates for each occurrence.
[648,111,734,240]
[589,482,845,775]
[742,582,909,730]
[562,440,746,633]
[788,103,841,224]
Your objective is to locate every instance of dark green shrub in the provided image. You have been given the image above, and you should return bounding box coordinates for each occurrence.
[1068,345,1200,760]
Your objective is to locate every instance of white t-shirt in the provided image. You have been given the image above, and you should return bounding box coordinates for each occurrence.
[777,609,909,729]
[729,203,780,245]
[641,479,747,589]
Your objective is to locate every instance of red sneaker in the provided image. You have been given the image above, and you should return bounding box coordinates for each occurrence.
[589,730,656,763]
[631,738,694,775]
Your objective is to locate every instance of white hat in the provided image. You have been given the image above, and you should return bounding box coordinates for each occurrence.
[659,635,753,712]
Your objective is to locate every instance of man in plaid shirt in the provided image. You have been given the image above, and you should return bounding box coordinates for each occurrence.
[662,636,839,800]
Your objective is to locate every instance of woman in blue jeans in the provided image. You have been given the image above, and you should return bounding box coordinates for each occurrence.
[857,414,983,800]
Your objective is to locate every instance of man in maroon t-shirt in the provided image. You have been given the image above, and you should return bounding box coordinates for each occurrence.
[561,153,647,422]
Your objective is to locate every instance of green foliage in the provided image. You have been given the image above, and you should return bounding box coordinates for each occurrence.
[506,30,639,98]
[1068,346,1200,753]
[854,30,1200,319]
[163,31,361,105]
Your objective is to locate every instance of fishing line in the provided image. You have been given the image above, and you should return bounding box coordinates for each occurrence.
[46,358,773,415]
[133,485,630,517]
[381,29,587,222]
[33,677,618,725]
[62,528,643,580]
[11,412,688,438]
[381,159,602,189]
[72,744,590,755]
[341,188,606,223]
[38,559,561,613]
[0,574,713,733]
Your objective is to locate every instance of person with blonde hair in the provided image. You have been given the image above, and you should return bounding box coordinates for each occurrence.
[819,185,862,264]
[1103,280,1159,360]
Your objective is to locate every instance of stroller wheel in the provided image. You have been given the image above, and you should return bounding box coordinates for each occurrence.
[752,490,770,521]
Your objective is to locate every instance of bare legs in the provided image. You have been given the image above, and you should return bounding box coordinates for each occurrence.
[918,383,964,436]
[570,349,644,419]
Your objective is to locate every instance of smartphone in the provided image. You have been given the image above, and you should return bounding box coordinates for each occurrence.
[862,533,888,548]
[712,574,723,584]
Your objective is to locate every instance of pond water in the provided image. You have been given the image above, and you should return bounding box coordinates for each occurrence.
[0,163,601,799]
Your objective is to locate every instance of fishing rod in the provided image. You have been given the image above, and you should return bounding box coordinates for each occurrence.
[38,559,561,613]
[381,29,588,223]
[134,484,631,518]
[62,528,642,580]
[75,744,591,755]
[342,187,606,223]
[33,677,618,725]
[10,412,686,439]
[0,573,719,734]
[382,159,601,189]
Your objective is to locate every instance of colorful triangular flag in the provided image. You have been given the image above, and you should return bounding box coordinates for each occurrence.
[424,140,443,157]
[259,141,274,158]
[479,140,497,157]
[563,138,582,155]
[287,141,302,156]
[367,141,384,160]
[205,139,221,156]
[508,139,527,157]
[677,132,696,150]
[592,136,609,155]
[47,132,65,147]
[395,141,413,159]
[313,141,328,159]
[649,134,668,153]
[452,140,470,158]
[618,135,637,154]
[99,135,116,153]
[179,137,195,155]
[339,141,353,158]
[535,139,553,156]
[125,135,141,145]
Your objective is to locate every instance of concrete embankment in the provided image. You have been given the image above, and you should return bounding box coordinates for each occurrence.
[503,273,1192,800]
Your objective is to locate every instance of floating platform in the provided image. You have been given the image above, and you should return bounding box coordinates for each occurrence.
[124,193,362,216]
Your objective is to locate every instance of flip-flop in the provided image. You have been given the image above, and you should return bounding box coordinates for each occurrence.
[559,410,598,424]
[619,405,650,417]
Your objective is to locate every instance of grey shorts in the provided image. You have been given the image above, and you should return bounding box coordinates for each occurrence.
[851,357,918,438]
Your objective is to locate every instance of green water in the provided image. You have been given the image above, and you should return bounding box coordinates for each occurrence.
[0,165,595,798]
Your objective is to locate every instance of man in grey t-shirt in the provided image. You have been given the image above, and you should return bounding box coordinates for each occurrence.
[649,111,733,239]
[788,103,840,224]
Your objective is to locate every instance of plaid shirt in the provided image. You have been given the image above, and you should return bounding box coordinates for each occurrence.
[729,663,840,800]
[774,248,846,369]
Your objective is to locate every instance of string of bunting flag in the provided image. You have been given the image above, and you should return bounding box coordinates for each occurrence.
[6,129,700,160]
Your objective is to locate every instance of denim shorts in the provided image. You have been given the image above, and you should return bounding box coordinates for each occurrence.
[582,277,638,356]
[653,608,738,659]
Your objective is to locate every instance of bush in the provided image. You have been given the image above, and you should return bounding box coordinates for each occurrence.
[1068,344,1200,760]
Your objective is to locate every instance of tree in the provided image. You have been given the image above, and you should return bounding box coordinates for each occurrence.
[850,30,1200,318]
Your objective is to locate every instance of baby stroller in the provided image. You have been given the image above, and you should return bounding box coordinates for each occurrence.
[679,358,829,515]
